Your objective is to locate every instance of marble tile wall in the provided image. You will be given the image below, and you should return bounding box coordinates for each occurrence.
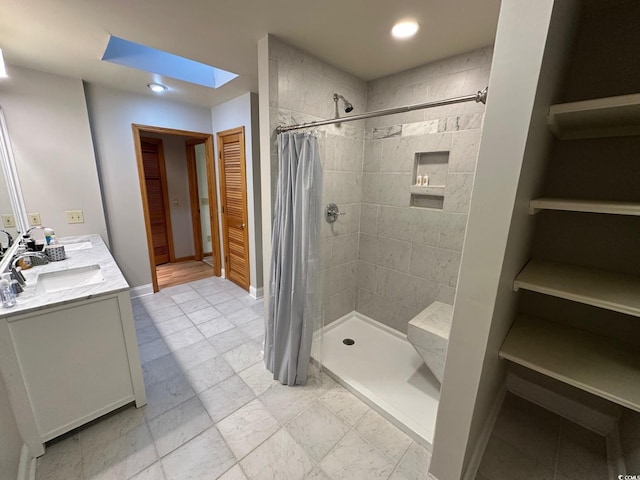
[268,37,368,324]
[268,38,493,332]
[356,47,492,333]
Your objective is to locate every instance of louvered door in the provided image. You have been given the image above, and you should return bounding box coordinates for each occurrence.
[141,138,173,265]
[217,128,249,290]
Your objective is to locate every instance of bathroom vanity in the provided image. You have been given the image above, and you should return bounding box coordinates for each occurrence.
[0,235,145,456]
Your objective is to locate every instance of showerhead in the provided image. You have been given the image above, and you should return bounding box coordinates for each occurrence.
[333,93,354,114]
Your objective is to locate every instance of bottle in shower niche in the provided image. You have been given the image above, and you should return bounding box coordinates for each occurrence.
[0,273,16,308]
[416,175,423,186]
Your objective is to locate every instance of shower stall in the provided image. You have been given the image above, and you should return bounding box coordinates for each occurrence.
[264,36,492,449]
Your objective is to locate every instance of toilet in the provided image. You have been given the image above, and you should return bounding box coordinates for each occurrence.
[407,301,453,383]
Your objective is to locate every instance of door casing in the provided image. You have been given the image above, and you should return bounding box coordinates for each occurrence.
[133,124,221,293]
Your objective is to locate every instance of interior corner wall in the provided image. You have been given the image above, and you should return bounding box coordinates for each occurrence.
[257,35,272,306]
[0,65,107,240]
[429,1,565,479]
[264,35,368,323]
[0,374,22,480]
[358,47,491,334]
[84,83,212,288]
[140,133,195,260]
[211,92,263,293]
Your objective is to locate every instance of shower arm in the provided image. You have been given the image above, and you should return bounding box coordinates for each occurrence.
[276,87,488,134]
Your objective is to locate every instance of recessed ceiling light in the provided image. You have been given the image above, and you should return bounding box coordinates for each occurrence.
[148,83,167,93]
[392,21,420,39]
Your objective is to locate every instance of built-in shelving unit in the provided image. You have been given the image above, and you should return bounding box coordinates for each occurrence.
[529,197,640,216]
[500,315,640,413]
[409,185,445,197]
[514,259,640,317]
[548,93,640,139]
[502,80,640,412]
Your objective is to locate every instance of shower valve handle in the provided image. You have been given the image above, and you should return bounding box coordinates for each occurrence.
[325,203,346,223]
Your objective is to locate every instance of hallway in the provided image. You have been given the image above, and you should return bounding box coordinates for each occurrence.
[34,276,430,480]
[156,261,214,290]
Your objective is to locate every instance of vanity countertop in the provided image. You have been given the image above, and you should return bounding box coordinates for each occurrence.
[0,234,129,319]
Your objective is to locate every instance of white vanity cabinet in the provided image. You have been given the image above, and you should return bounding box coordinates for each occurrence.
[0,235,145,457]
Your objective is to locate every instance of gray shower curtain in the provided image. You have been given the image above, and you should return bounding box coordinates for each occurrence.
[265,132,323,386]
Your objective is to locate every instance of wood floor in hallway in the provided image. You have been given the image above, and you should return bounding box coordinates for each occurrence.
[156,260,214,289]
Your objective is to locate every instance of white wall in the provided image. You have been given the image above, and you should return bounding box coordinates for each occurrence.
[143,133,195,260]
[0,374,21,480]
[212,92,263,293]
[429,1,577,478]
[84,83,212,287]
[0,65,107,240]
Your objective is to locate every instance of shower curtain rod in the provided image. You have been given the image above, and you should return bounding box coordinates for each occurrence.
[276,87,488,134]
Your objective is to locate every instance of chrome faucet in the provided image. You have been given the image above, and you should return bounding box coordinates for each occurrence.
[12,252,50,270]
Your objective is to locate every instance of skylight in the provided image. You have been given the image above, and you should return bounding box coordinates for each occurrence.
[101,36,238,89]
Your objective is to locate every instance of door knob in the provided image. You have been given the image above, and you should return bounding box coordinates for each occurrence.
[236,223,246,229]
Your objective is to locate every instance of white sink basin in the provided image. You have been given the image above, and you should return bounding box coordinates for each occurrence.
[62,241,93,252]
[36,265,104,294]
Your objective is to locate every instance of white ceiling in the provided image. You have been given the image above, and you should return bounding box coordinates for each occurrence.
[0,0,501,108]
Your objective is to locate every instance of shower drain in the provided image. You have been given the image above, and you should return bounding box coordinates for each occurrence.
[342,338,355,346]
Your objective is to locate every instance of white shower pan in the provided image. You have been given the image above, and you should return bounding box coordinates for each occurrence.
[316,312,440,449]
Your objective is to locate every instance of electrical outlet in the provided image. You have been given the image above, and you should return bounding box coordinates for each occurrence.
[65,210,85,224]
[28,213,42,226]
[1,214,15,228]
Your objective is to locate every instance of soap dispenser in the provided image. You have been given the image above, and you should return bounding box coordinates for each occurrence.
[0,273,16,308]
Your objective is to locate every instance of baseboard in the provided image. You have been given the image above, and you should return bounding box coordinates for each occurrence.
[462,383,507,480]
[249,286,264,299]
[173,256,195,262]
[17,444,36,480]
[505,372,619,436]
[129,284,154,299]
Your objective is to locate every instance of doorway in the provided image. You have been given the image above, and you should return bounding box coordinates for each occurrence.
[133,124,222,293]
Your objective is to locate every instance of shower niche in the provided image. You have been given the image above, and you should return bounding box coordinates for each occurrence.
[410,151,449,209]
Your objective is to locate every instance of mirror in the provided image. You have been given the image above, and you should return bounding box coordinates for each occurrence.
[0,106,29,241]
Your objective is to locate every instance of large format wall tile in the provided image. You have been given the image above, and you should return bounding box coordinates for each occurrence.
[356,290,420,334]
[377,206,441,246]
[410,244,461,288]
[361,173,412,207]
[359,234,412,273]
[271,38,490,332]
[374,267,441,311]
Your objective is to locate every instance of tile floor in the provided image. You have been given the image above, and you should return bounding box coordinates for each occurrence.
[35,276,431,480]
[477,393,609,480]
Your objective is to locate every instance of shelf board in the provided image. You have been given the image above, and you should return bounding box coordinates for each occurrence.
[500,315,640,412]
[514,259,640,317]
[409,185,445,197]
[529,197,640,216]
[548,93,640,139]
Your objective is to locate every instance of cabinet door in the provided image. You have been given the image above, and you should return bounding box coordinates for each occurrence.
[10,296,135,440]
